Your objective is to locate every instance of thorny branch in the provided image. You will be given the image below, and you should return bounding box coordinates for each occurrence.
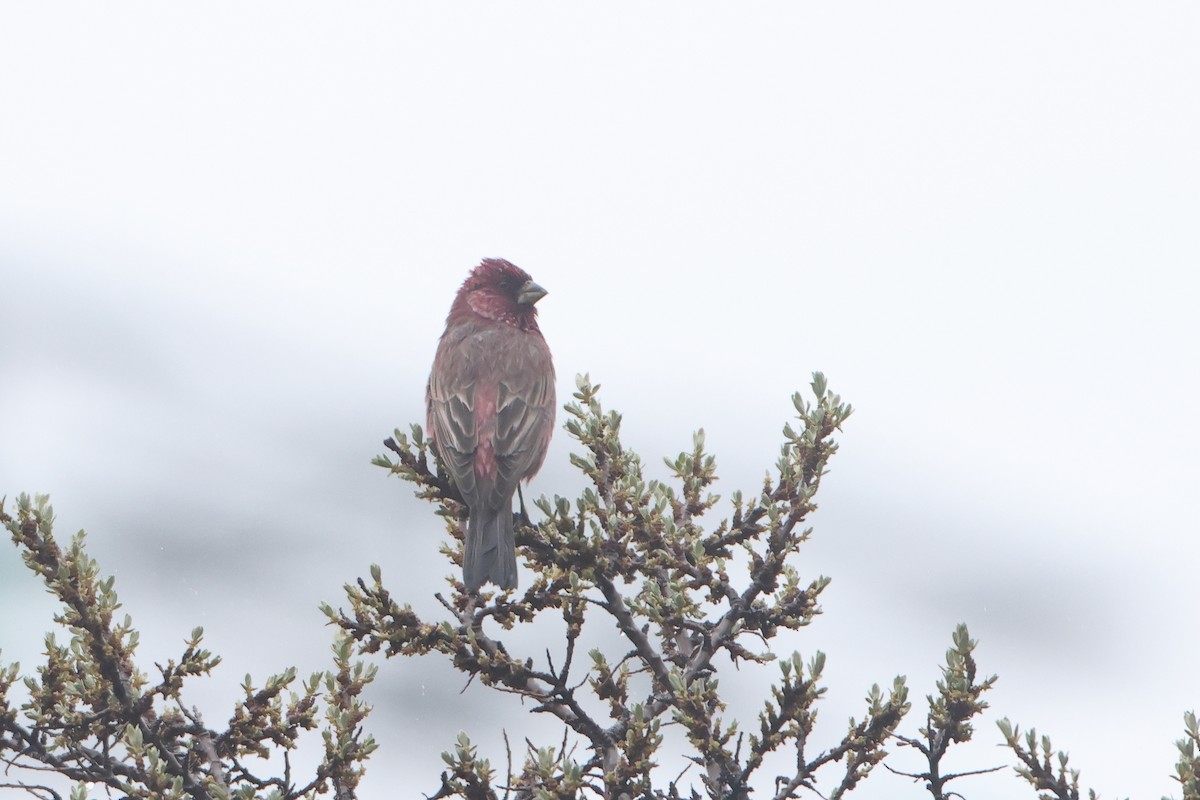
[0,494,377,800]
[887,624,1002,799]
[6,371,1197,799]
[336,373,911,798]
[6,371,1195,799]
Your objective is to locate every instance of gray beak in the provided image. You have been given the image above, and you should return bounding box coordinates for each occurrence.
[517,279,548,306]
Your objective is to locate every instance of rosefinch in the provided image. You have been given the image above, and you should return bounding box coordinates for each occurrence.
[426,258,555,591]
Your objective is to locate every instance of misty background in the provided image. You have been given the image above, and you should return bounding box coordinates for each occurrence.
[2,4,1197,797]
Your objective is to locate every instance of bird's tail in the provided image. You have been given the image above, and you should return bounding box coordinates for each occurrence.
[464,507,518,591]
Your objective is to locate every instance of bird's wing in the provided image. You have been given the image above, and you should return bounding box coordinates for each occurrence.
[426,366,479,501]
[493,341,556,494]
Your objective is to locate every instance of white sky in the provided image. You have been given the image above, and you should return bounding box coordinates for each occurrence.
[2,3,1198,798]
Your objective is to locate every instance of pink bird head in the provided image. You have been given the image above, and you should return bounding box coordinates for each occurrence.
[449,258,548,332]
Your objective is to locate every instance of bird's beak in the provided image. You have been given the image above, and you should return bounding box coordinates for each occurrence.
[517,280,548,306]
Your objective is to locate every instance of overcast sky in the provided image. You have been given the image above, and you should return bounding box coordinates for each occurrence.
[2,4,1198,798]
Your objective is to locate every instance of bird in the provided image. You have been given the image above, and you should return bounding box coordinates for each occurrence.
[426,258,555,591]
